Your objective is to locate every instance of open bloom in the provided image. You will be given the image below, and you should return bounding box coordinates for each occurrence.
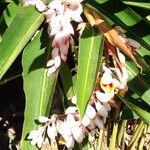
[28,127,45,148]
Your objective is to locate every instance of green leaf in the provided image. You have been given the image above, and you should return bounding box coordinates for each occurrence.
[0,6,44,80]
[120,106,139,120]
[21,29,57,149]
[122,0,150,10]
[3,1,21,27]
[119,95,150,124]
[59,61,75,99]
[126,60,150,105]
[85,0,150,50]
[76,28,104,118]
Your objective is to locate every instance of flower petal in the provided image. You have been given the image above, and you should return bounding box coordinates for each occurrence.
[94,117,104,129]
[54,55,61,68]
[96,91,114,102]
[71,126,83,143]
[81,115,91,127]
[102,102,111,111]
[47,66,57,76]
[38,116,49,123]
[95,101,108,117]
[63,135,75,149]
[46,59,55,67]
[36,1,46,12]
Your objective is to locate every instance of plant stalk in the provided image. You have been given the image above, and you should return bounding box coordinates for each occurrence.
[117,120,127,147]
[109,121,119,150]
[138,124,148,150]
[128,120,144,146]
[97,128,104,150]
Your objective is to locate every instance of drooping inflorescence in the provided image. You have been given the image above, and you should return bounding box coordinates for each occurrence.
[23,0,141,149]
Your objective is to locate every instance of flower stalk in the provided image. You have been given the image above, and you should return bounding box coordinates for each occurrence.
[128,120,144,146]
[109,121,119,150]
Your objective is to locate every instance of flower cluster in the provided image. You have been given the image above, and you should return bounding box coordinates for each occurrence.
[23,1,142,149]
[27,49,130,149]
[23,0,83,76]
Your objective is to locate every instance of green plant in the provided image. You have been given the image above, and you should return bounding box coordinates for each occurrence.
[0,0,150,149]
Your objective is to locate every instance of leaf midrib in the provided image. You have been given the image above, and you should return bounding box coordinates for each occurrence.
[80,30,95,113]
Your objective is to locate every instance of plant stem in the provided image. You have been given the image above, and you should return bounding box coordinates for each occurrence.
[97,128,104,150]
[128,120,144,146]
[117,120,127,147]
[138,124,148,150]
[109,121,119,150]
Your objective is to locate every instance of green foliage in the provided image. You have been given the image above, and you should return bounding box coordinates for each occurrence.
[76,28,104,118]
[0,6,44,79]
[22,29,57,149]
[0,0,150,149]
[122,0,150,10]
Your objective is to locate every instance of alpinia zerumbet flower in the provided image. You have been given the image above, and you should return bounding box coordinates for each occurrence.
[23,0,83,76]
[28,127,45,148]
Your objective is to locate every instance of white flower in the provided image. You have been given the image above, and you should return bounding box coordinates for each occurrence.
[96,91,114,102]
[64,1,83,22]
[46,55,61,76]
[46,59,55,67]
[66,114,76,128]
[38,116,49,123]
[71,122,84,143]
[23,0,38,7]
[87,120,96,130]
[57,120,72,136]
[102,102,111,111]
[54,55,61,68]
[47,66,57,76]
[63,134,75,149]
[35,0,46,12]
[81,115,91,127]
[65,106,77,114]
[48,0,65,15]
[23,0,46,12]
[47,123,57,140]
[85,105,96,120]
[100,67,115,93]
[28,127,44,148]
[95,101,108,117]
[94,117,104,129]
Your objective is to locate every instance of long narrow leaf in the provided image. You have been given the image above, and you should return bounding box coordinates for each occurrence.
[59,61,75,99]
[76,28,104,118]
[85,0,150,50]
[21,29,57,149]
[122,0,150,10]
[0,6,44,79]
[119,95,150,124]
[126,61,150,104]
[3,1,21,26]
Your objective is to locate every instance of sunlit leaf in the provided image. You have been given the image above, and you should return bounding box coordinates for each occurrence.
[0,6,44,80]
[21,29,57,149]
[76,27,104,118]
[3,1,21,26]
[85,0,150,50]
[122,0,150,10]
